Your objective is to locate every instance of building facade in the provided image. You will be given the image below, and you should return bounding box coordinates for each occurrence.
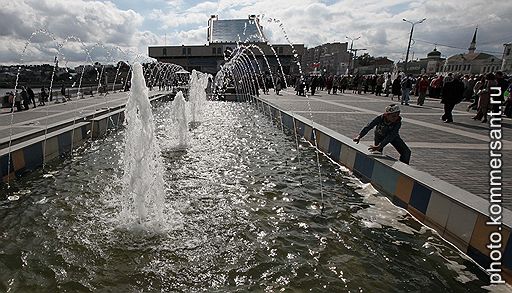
[396,48,445,76]
[303,42,351,75]
[148,15,304,75]
[442,28,502,75]
[355,57,394,75]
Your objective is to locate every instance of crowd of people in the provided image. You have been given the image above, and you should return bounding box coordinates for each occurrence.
[3,84,88,113]
[266,71,512,123]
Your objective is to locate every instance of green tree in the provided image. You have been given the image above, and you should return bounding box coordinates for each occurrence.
[356,53,375,66]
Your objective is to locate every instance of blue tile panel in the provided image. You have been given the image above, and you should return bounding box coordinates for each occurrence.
[353,152,374,179]
[107,115,117,129]
[81,125,89,139]
[23,142,43,171]
[371,161,399,195]
[58,132,72,155]
[328,138,341,161]
[409,182,432,214]
[1,154,14,177]
[281,113,294,130]
[467,246,491,269]
[296,120,305,137]
[270,106,278,118]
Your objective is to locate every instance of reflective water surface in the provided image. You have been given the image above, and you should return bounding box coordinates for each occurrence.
[0,101,500,292]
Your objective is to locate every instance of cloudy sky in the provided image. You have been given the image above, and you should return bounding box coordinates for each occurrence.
[1,0,511,65]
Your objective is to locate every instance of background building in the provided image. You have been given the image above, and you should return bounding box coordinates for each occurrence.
[441,28,502,75]
[303,42,351,75]
[396,48,445,75]
[355,57,394,75]
[148,15,304,75]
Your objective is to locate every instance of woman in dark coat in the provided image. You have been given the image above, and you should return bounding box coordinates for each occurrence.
[391,76,402,100]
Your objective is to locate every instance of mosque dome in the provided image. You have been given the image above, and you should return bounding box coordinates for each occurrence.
[427,48,442,58]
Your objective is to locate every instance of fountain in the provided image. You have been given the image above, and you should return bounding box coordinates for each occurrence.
[0,25,507,293]
[169,91,189,149]
[188,70,209,124]
[120,62,167,227]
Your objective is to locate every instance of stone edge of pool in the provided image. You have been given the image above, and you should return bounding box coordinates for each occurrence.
[0,93,172,181]
[253,96,512,285]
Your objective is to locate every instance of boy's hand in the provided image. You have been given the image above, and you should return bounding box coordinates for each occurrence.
[368,145,381,151]
[353,135,360,143]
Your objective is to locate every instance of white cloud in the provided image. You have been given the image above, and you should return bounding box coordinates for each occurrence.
[149,9,208,30]
[1,0,511,65]
[0,0,147,64]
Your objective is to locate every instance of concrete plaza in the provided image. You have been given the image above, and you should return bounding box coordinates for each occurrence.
[260,88,512,209]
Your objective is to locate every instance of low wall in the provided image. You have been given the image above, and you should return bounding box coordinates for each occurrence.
[253,97,512,284]
[1,93,172,183]
[1,122,91,181]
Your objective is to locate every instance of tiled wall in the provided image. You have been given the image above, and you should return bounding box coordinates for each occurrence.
[1,123,91,182]
[257,98,512,284]
[1,109,126,181]
[1,93,169,183]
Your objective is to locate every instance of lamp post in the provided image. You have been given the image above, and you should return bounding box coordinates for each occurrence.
[351,48,367,74]
[402,18,426,75]
[346,35,360,74]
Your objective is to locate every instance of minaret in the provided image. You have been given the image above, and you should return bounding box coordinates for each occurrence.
[468,27,477,54]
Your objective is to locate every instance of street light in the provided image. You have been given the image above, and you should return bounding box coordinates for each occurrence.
[346,35,361,73]
[402,18,426,75]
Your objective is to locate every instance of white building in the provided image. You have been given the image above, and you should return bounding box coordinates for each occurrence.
[443,28,502,75]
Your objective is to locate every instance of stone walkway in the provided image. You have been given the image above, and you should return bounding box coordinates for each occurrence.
[260,89,512,209]
[0,90,170,148]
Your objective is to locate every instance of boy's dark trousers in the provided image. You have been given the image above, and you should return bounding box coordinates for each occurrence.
[375,135,411,164]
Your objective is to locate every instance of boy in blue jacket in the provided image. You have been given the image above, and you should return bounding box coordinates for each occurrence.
[353,104,411,164]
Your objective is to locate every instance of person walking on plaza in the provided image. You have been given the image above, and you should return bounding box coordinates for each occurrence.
[275,75,282,95]
[39,87,47,106]
[375,75,385,96]
[417,75,429,106]
[441,73,464,123]
[340,76,348,93]
[27,86,36,108]
[21,86,30,110]
[332,75,339,94]
[429,75,443,99]
[14,90,22,112]
[384,74,392,97]
[467,75,485,111]
[326,75,333,94]
[391,75,401,100]
[60,84,67,102]
[352,75,359,94]
[400,74,412,105]
[8,92,14,112]
[462,75,474,101]
[311,76,318,96]
[472,73,497,123]
[353,104,411,164]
